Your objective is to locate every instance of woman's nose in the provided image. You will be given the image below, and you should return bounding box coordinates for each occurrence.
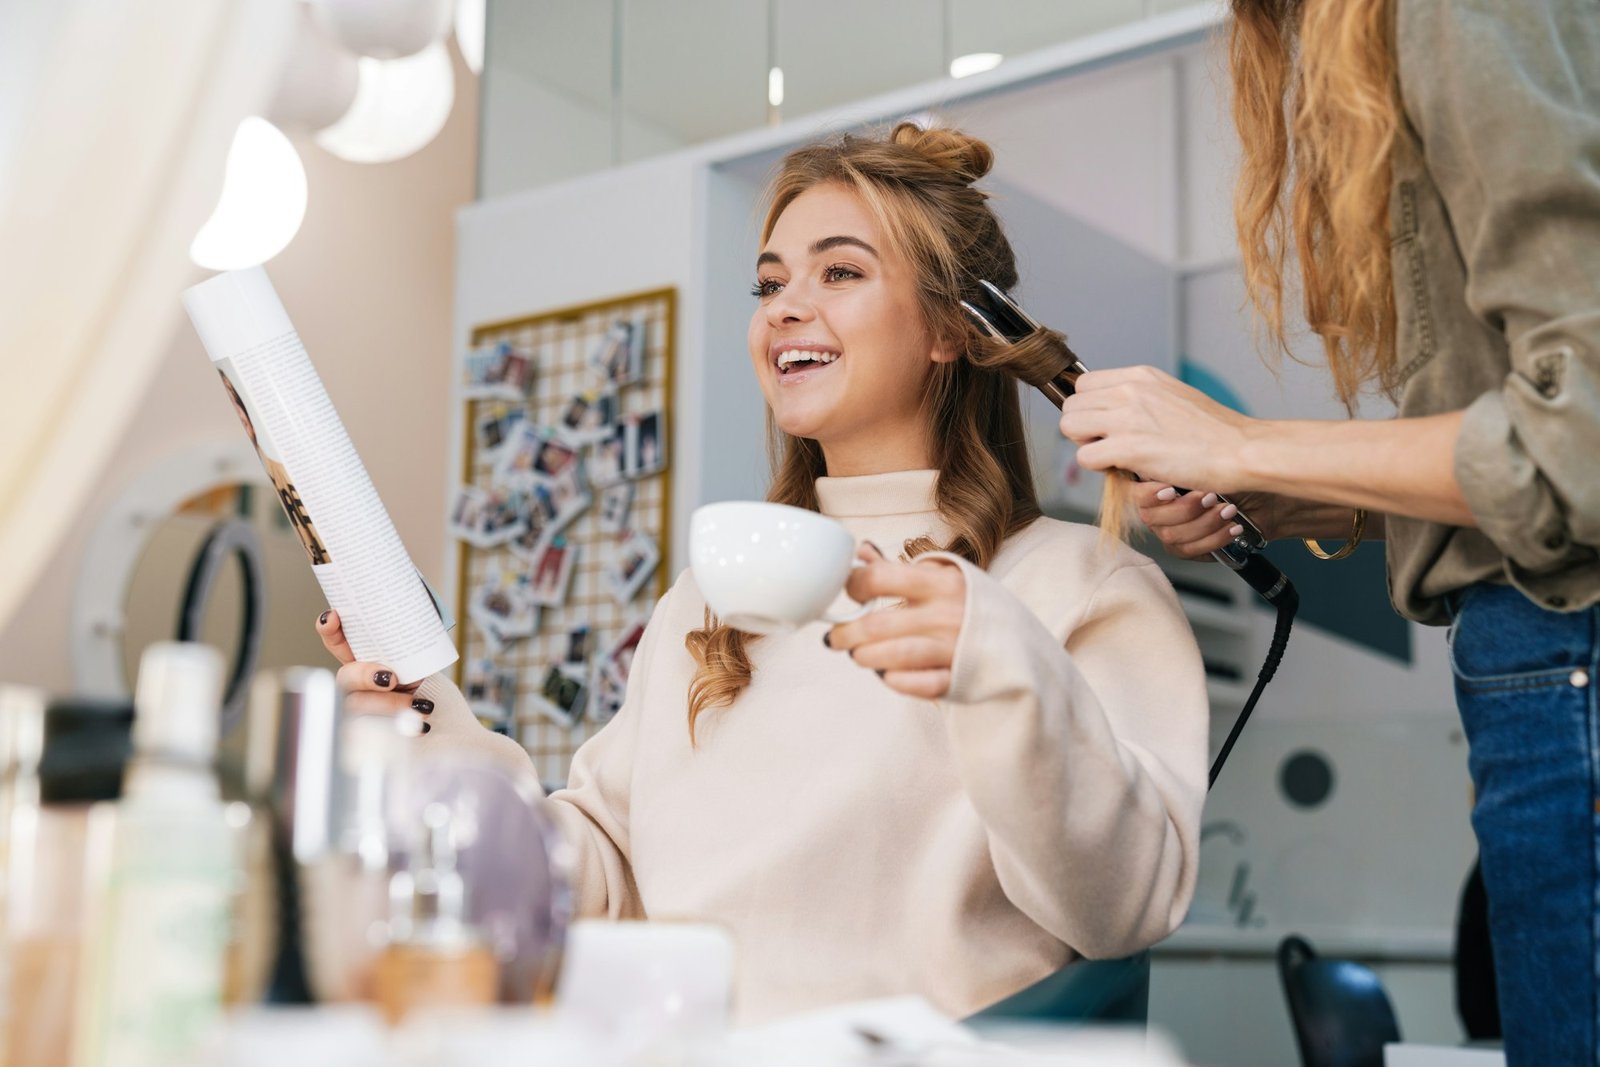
[766,282,815,325]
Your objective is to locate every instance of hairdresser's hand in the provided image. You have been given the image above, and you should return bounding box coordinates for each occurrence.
[1133,483,1284,561]
[1058,366,1255,493]
[825,543,965,700]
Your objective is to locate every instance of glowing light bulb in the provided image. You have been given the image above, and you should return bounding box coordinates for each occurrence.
[315,42,455,164]
[190,117,308,270]
[456,0,485,75]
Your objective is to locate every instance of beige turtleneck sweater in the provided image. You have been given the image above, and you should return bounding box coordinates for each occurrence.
[422,469,1209,1024]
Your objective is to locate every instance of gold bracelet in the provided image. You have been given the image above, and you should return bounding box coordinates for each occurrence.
[1303,508,1368,561]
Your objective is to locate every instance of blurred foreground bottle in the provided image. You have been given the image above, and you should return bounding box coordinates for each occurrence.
[1,690,133,1067]
[73,644,247,1067]
[371,800,499,1025]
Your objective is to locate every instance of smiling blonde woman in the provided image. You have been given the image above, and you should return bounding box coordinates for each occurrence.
[322,123,1210,1023]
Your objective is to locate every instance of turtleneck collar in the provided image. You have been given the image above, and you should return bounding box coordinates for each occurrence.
[814,468,940,519]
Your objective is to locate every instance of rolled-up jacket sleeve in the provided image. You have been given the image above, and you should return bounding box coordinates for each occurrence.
[1402,0,1600,600]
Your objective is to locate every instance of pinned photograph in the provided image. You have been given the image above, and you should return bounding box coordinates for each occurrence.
[564,624,594,669]
[532,664,587,728]
[604,527,659,605]
[475,406,527,457]
[547,462,592,523]
[590,663,626,725]
[589,427,627,488]
[601,618,647,686]
[463,341,535,401]
[464,658,519,730]
[528,537,579,608]
[598,482,634,535]
[557,388,618,446]
[625,410,666,480]
[589,316,645,389]
[447,484,490,545]
[468,569,538,643]
[478,484,531,547]
[496,422,580,486]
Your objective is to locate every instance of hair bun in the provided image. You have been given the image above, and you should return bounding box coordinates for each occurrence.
[890,122,994,183]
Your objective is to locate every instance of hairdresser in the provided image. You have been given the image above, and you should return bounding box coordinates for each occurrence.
[1058,0,1598,1059]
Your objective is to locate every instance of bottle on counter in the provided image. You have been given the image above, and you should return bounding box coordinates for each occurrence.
[1,691,133,1067]
[73,643,247,1067]
[370,800,499,1025]
[300,711,414,1004]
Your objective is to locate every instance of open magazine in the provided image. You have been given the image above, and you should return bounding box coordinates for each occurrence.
[181,267,457,684]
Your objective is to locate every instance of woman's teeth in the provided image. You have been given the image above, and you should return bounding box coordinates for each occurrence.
[777,350,841,373]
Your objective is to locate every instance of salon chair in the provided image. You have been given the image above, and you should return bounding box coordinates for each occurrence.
[965,952,1150,1027]
[1278,934,1401,1067]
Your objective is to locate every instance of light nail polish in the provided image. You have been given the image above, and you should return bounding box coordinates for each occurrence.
[1202,493,1219,508]
[1220,504,1238,519]
[1229,524,1244,537]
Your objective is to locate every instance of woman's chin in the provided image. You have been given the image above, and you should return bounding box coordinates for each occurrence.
[771,407,829,443]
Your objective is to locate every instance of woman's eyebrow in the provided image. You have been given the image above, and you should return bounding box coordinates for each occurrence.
[810,235,878,258]
[755,235,880,270]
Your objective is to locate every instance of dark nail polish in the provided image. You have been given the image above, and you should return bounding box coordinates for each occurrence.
[374,670,393,688]
[421,721,431,734]
[822,630,833,649]
[411,698,434,714]
[318,610,330,625]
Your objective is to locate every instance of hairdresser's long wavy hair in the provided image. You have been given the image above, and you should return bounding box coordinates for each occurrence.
[684,122,1081,742]
[1230,0,1401,409]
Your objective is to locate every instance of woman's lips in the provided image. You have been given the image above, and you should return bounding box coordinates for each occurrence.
[777,356,840,385]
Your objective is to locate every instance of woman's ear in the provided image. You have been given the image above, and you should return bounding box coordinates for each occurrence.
[929,332,961,365]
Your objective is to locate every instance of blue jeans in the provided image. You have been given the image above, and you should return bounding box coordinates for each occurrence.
[1449,582,1599,1065]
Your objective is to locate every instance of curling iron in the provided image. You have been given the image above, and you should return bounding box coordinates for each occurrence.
[960,279,1297,789]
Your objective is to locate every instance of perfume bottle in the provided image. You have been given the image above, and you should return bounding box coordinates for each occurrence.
[73,643,247,1067]
[370,801,498,1025]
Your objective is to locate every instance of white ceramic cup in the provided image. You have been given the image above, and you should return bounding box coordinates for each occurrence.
[689,501,871,634]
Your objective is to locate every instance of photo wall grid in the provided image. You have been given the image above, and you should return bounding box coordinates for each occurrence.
[454,288,674,786]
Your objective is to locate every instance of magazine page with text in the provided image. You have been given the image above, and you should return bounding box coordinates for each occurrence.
[182,266,457,684]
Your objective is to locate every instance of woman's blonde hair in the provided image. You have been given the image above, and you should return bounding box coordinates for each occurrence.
[683,122,1085,741]
[1230,0,1401,409]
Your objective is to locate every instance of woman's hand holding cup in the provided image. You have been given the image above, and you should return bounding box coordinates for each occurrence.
[825,543,966,700]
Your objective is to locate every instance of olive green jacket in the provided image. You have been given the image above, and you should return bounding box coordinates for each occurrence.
[1386,0,1600,623]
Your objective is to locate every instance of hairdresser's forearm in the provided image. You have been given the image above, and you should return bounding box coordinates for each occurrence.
[1235,412,1475,528]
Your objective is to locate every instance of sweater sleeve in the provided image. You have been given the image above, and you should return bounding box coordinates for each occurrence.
[933,554,1209,959]
[541,581,681,920]
[1400,0,1600,596]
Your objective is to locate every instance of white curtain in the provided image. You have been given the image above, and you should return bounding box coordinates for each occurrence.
[0,0,293,628]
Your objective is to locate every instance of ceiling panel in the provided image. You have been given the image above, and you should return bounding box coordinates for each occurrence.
[620,0,768,144]
[773,0,944,123]
[948,0,1145,64]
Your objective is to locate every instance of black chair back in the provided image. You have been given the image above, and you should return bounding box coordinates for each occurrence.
[1278,934,1402,1067]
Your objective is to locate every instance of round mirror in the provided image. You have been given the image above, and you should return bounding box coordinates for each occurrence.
[73,443,333,737]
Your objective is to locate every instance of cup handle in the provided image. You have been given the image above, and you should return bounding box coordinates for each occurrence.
[820,559,872,625]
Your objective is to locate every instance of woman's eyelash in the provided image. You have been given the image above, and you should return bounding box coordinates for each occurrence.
[750,265,862,299]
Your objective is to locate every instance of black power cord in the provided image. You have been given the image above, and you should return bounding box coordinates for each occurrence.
[1207,553,1299,790]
